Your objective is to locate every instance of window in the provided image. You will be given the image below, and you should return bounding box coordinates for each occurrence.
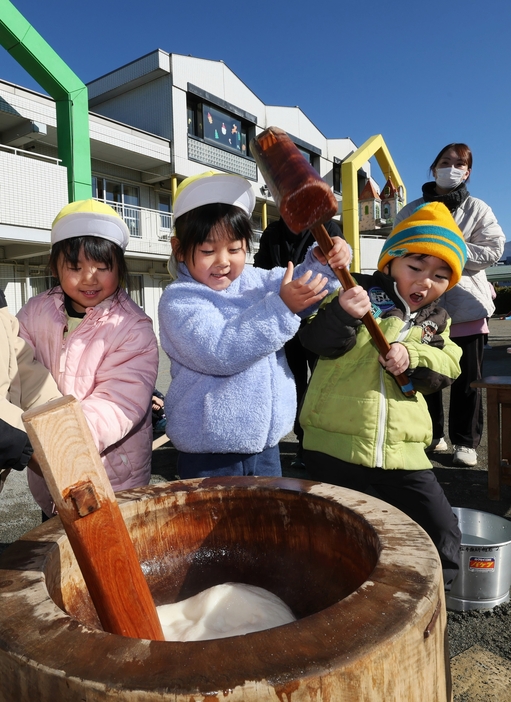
[0,264,24,310]
[127,274,143,308]
[203,105,242,153]
[296,146,312,165]
[159,194,171,218]
[251,212,263,232]
[364,205,369,215]
[187,104,196,138]
[30,270,51,296]
[93,177,140,238]
[158,194,171,240]
[187,96,252,157]
[93,178,140,207]
[333,159,341,194]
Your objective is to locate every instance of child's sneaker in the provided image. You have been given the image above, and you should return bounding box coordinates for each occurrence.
[426,437,448,453]
[435,437,448,452]
[452,445,477,467]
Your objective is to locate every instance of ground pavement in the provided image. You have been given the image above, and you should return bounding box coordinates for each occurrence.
[1,319,510,701]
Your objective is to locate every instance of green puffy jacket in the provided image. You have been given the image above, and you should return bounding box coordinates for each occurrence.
[299,276,462,470]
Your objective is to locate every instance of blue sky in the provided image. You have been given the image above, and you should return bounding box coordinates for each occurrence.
[2,0,511,244]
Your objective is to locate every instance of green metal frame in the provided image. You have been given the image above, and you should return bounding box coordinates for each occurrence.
[341,134,406,273]
[0,0,91,201]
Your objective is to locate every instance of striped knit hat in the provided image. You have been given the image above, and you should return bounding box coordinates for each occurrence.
[378,202,467,290]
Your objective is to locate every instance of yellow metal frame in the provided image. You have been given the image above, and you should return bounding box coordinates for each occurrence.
[341,134,406,272]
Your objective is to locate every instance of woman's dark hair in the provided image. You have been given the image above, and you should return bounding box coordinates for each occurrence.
[429,143,473,178]
[48,236,128,288]
[173,203,253,264]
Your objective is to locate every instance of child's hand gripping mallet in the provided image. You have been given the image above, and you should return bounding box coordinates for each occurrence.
[250,127,415,397]
[23,396,165,640]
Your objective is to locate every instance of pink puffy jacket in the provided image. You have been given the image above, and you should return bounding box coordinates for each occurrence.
[17,288,158,513]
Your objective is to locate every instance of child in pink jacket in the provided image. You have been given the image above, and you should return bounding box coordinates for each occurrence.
[17,199,158,517]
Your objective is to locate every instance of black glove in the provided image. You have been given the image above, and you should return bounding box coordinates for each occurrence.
[0,419,33,471]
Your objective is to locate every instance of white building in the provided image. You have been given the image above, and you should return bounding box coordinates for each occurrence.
[0,49,366,337]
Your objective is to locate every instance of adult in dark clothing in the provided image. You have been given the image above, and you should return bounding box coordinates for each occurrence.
[253,217,344,467]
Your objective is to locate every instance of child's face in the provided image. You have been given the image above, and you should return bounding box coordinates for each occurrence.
[384,254,451,311]
[56,248,119,313]
[177,234,246,290]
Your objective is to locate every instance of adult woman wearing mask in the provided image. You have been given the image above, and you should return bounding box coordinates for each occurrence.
[393,143,505,466]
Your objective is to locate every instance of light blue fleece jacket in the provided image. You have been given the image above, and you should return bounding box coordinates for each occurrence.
[158,245,340,454]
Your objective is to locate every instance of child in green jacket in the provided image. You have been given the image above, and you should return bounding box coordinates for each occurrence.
[299,202,467,589]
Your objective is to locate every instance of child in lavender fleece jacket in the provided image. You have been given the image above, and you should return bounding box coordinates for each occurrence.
[158,171,350,479]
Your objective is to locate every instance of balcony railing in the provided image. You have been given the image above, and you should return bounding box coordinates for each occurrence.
[109,202,141,239]
[246,229,262,265]
[97,200,173,255]
[95,200,261,261]
[159,212,172,239]
[0,143,62,166]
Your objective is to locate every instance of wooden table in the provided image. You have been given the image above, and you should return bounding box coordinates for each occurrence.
[472,376,511,500]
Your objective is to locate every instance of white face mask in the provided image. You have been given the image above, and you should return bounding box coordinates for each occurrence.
[435,166,467,190]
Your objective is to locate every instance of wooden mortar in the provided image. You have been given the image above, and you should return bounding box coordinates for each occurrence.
[0,477,451,701]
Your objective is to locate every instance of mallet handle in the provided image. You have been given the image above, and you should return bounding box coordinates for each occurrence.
[312,224,415,397]
[23,396,165,640]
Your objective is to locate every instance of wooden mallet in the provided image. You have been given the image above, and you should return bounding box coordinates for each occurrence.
[250,126,415,397]
[23,396,165,640]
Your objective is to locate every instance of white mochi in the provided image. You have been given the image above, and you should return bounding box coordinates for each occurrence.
[157,582,296,642]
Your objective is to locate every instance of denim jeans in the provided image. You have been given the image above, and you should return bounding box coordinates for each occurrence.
[177,445,281,479]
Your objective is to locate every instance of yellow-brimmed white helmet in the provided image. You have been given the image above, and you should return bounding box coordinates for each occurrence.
[51,199,130,251]
[173,171,255,220]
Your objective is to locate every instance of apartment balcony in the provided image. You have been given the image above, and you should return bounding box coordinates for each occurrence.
[188,135,257,181]
[0,144,69,242]
[95,200,172,259]
[246,229,262,265]
[105,200,262,265]
[0,144,172,261]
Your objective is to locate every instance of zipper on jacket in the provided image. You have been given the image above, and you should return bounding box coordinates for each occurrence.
[57,296,107,376]
[59,324,69,375]
[375,366,386,467]
[59,312,95,374]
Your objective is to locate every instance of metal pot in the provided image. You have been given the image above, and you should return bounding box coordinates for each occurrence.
[446,507,511,611]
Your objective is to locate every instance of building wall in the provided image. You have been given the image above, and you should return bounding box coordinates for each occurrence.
[360,236,386,274]
[89,50,362,198]
[89,76,173,139]
[0,148,68,230]
[0,82,57,130]
[1,49,374,338]
[171,54,264,122]
[0,263,25,311]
